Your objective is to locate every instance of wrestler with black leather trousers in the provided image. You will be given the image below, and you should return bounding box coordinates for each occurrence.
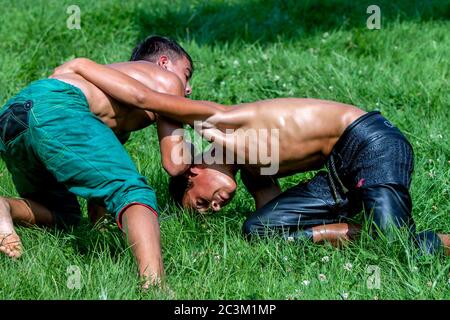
[53,58,450,255]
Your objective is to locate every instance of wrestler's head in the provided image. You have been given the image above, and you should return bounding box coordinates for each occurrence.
[130,35,193,96]
[169,163,237,213]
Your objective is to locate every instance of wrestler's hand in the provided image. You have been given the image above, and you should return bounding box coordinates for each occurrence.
[140,273,162,291]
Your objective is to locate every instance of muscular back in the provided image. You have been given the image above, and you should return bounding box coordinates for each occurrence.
[51,61,181,135]
[204,98,366,176]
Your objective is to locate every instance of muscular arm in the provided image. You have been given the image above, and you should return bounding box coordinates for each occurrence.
[156,116,192,176]
[58,58,223,125]
[106,62,193,176]
[240,169,282,209]
[52,58,232,175]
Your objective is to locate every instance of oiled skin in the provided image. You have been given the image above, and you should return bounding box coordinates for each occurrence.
[202,98,366,177]
[0,61,187,284]
[51,58,366,174]
[51,61,182,136]
[52,58,450,253]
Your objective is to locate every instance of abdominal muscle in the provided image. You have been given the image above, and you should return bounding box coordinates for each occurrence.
[49,73,154,134]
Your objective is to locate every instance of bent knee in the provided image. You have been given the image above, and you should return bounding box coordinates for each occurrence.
[104,179,158,216]
[362,183,413,232]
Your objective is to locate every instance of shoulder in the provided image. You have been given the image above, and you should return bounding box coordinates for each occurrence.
[127,61,184,96]
[155,70,184,96]
[107,61,184,96]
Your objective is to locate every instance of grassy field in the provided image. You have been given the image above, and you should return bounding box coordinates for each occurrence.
[0,0,449,300]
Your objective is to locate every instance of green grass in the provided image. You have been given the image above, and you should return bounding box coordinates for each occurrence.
[0,0,449,299]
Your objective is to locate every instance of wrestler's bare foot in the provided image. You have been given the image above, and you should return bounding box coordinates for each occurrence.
[437,234,450,256]
[0,197,23,258]
[0,233,22,258]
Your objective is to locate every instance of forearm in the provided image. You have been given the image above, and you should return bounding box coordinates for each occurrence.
[74,58,222,124]
[254,186,282,209]
[241,170,281,209]
[121,206,163,287]
[197,100,229,112]
[157,117,191,176]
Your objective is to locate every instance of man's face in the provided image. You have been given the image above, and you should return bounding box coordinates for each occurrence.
[182,166,237,213]
[161,55,192,96]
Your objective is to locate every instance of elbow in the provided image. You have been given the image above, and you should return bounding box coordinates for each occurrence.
[73,57,94,72]
[75,57,92,65]
[162,160,188,177]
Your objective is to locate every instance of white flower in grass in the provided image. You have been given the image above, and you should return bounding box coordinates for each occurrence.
[321,256,330,263]
[286,289,302,300]
[302,280,310,286]
[411,266,419,272]
[274,75,280,81]
[167,288,176,299]
[341,292,349,300]
[318,274,327,282]
[283,256,288,261]
[99,287,108,300]
[214,255,221,261]
[343,262,353,271]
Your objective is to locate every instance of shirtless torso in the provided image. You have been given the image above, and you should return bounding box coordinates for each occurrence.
[47,58,371,207]
[51,61,181,136]
[47,58,449,255]
[202,98,366,177]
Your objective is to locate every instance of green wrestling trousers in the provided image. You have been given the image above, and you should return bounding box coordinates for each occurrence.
[0,79,158,229]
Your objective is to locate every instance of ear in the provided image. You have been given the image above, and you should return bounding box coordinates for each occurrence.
[189,166,202,175]
[157,55,170,69]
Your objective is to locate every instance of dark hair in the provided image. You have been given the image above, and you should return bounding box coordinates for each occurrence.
[130,35,194,74]
[169,174,192,207]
